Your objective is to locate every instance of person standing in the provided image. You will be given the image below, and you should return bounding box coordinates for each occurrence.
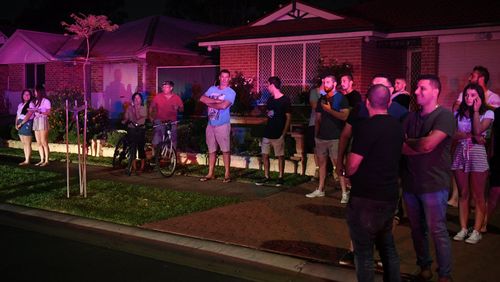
[306,79,322,179]
[306,75,349,198]
[392,77,411,109]
[402,75,455,282]
[451,83,493,244]
[32,85,51,167]
[150,81,184,150]
[346,84,404,282]
[15,89,35,165]
[123,92,148,174]
[338,73,362,203]
[199,69,236,183]
[255,76,291,187]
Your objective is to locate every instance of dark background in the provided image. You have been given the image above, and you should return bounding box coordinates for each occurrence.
[0,0,366,34]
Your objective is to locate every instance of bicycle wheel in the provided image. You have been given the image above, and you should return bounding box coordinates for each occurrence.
[112,136,130,169]
[155,141,176,177]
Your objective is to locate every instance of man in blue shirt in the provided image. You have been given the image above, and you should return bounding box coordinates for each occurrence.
[199,69,236,183]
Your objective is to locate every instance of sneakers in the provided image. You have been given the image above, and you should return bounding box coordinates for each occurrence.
[453,228,469,241]
[340,191,350,204]
[465,230,482,244]
[275,178,284,187]
[306,189,325,198]
[338,251,354,266]
[255,177,271,186]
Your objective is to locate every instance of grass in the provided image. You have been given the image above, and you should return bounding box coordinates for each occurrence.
[0,164,240,226]
[0,147,311,186]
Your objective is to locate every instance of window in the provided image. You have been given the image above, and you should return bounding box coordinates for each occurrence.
[258,42,320,104]
[25,64,45,89]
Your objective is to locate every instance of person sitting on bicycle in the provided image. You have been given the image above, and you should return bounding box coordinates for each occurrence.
[123,92,147,173]
[149,81,184,151]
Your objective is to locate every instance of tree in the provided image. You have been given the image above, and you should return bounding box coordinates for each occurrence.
[61,13,119,99]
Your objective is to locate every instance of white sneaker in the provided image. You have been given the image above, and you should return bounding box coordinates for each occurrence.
[306,189,325,198]
[465,230,482,244]
[340,191,350,204]
[453,228,469,241]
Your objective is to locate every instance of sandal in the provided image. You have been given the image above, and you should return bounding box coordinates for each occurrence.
[199,176,215,182]
[222,178,232,183]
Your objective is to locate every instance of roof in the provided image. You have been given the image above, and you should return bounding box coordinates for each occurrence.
[341,0,500,32]
[199,0,500,45]
[0,16,224,64]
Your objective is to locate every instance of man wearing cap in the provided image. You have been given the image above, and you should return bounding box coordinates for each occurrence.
[150,81,184,150]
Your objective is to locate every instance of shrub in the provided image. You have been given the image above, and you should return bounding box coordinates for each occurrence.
[230,72,258,115]
[47,88,110,143]
[106,130,127,147]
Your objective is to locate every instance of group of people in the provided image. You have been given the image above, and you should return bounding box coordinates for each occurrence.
[295,66,499,282]
[15,85,51,166]
[121,80,184,174]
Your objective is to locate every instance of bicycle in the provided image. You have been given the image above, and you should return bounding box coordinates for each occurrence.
[153,121,178,177]
[112,121,148,176]
[112,130,132,175]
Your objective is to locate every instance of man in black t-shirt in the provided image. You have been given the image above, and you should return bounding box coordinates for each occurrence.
[338,73,362,203]
[402,75,454,282]
[255,76,291,187]
[345,84,404,282]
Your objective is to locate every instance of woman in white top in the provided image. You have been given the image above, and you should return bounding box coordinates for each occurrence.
[32,85,51,166]
[15,89,35,165]
[451,83,494,244]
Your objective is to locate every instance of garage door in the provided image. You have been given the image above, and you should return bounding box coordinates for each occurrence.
[439,40,500,108]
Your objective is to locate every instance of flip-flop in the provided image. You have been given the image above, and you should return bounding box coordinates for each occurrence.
[199,176,215,182]
[222,178,231,183]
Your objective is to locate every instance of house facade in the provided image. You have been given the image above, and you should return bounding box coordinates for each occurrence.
[198,0,500,108]
[0,16,222,117]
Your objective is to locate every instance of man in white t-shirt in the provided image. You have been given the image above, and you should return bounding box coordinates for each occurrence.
[453,66,500,111]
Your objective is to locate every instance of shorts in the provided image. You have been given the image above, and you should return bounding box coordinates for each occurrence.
[17,119,33,136]
[261,136,285,156]
[33,116,49,131]
[451,142,489,172]
[206,123,231,153]
[315,138,339,161]
[152,120,177,148]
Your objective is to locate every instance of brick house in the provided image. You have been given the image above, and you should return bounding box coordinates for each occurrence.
[198,0,500,108]
[0,16,222,117]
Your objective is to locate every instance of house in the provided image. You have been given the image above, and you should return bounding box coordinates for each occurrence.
[0,16,223,117]
[198,0,500,108]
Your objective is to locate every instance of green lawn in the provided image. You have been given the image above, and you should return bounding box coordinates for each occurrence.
[0,164,239,226]
[0,147,310,225]
[0,147,311,186]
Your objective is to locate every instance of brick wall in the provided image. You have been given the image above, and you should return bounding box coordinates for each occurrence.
[320,38,362,89]
[45,62,83,91]
[220,45,257,81]
[8,64,24,91]
[0,65,8,113]
[421,37,439,75]
[145,52,214,94]
[361,40,406,94]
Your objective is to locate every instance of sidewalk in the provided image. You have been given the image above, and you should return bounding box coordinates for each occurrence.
[2,157,499,282]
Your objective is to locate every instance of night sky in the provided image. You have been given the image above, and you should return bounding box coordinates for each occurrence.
[0,0,365,34]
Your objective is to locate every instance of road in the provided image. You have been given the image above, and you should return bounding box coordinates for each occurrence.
[0,223,249,282]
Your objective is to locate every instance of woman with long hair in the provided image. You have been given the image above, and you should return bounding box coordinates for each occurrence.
[451,83,494,244]
[15,89,35,165]
[123,92,147,174]
[32,85,51,166]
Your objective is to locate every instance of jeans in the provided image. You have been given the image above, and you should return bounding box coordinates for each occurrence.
[347,197,401,282]
[403,190,452,278]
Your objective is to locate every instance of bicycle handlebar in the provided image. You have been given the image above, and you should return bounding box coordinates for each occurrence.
[152,120,179,128]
